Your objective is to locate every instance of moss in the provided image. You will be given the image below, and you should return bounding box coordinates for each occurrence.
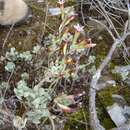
[107,61,115,71]
[111,73,122,81]
[96,106,115,129]
[93,39,109,67]
[96,87,120,129]
[97,86,119,107]
[102,116,115,129]
[97,84,130,106]
[64,109,88,130]
[96,86,130,129]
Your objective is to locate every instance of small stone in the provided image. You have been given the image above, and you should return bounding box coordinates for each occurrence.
[111,123,130,130]
[48,6,75,16]
[37,0,44,3]
[98,36,103,40]
[112,94,126,107]
[107,103,127,127]
[106,80,116,86]
[123,106,130,116]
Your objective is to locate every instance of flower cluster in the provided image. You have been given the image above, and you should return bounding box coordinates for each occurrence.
[74,24,84,32]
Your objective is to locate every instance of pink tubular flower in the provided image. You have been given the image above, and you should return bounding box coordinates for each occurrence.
[57,0,65,5]
[74,24,84,32]
[68,13,78,21]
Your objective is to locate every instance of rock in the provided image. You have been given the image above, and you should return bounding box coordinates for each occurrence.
[112,65,130,83]
[112,94,126,107]
[106,80,116,86]
[42,125,51,130]
[113,65,130,73]
[97,75,116,90]
[107,103,127,127]
[48,6,75,16]
[123,106,130,117]
[37,0,44,2]
[111,123,130,130]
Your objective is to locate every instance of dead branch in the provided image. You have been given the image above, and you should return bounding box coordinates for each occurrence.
[89,31,130,130]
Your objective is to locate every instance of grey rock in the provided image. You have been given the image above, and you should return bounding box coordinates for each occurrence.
[112,94,126,107]
[123,106,130,116]
[111,123,130,130]
[48,6,75,16]
[107,103,127,127]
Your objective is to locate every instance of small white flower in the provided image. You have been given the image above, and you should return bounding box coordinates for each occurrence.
[57,0,65,5]
[74,24,84,32]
